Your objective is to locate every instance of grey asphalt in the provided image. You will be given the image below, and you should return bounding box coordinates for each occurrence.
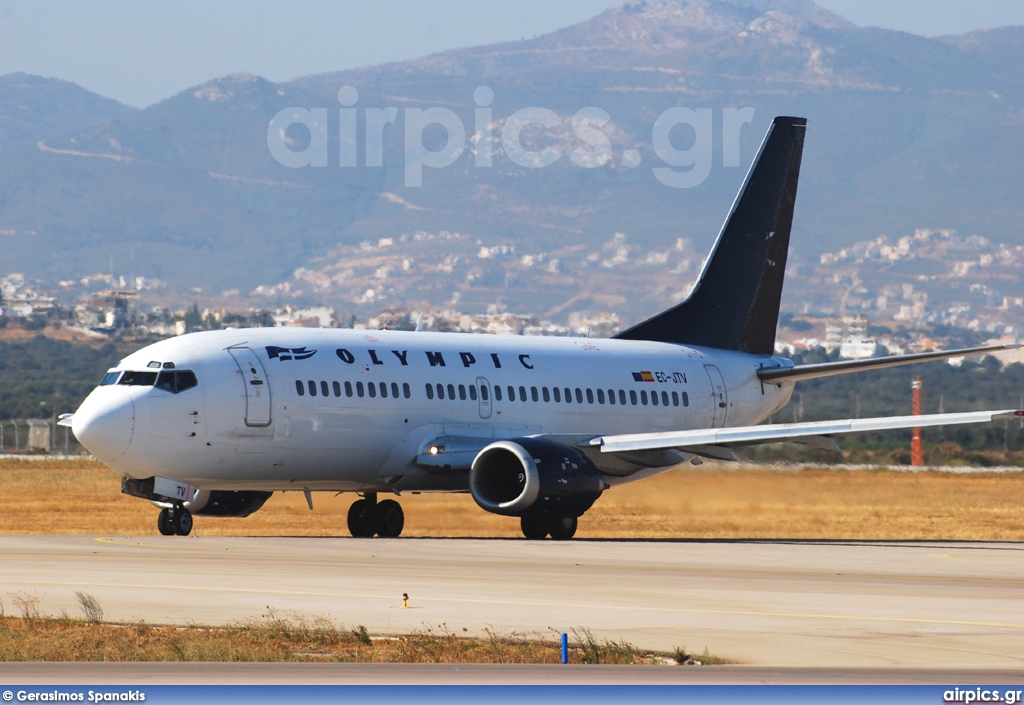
[1,536,1022,674]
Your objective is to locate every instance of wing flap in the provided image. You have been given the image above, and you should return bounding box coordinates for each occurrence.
[592,410,1023,454]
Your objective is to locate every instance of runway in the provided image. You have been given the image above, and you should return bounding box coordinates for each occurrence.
[1,536,1022,671]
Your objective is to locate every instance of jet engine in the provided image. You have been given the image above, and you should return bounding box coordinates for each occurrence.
[469,438,604,517]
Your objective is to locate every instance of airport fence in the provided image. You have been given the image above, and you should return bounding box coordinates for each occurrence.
[0,419,85,456]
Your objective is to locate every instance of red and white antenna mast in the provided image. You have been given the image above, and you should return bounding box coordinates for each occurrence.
[911,378,923,466]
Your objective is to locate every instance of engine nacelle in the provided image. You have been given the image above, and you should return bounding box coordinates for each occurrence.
[469,438,604,518]
[185,489,272,517]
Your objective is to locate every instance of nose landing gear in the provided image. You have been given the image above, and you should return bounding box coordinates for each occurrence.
[346,493,405,538]
[157,506,193,536]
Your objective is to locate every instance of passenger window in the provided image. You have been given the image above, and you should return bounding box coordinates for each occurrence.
[640,390,648,405]
[345,381,353,397]
[426,383,434,400]
[575,388,583,404]
[682,391,689,407]
[542,387,550,403]
[608,389,616,405]
[469,385,478,401]
[447,383,456,400]
[379,382,387,398]
[672,391,679,406]
[597,389,605,405]
[481,385,489,401]
[333,381,341,397]
[651,390,659,406]
[494,386,502,401]
[403,383,410,399]
[356,382,365,398]
[662,391,670,406]
[553,387,561,403]
[519,385,527,402]
[459,384,467,401]
[308,380,317,397]
[295,380,305,396]
[507,386,515,402]
[629,390,638,405]
[586,388,594,404]
[392,382,400,398]
[437,383,445,400]
[368,383,377,398]
[619,390,627,405]
[100,371,121,386]
[320,381,329,397]
[564,387,572,404]
[531,387,539,402]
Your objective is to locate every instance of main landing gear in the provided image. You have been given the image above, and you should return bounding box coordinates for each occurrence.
[157,506,193,536]
[347,493,405,538]
[520,516,578,540]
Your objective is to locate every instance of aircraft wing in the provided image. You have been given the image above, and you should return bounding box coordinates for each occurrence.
[587,409,1024,455]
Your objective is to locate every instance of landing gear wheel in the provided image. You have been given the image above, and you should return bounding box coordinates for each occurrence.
[170,508,193,536]
[374,499,405,538]
[547,517,578,540]
[347,499,377,538]
[157,508,174,536]
[520,516,549,540]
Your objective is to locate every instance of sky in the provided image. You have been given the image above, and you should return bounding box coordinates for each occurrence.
[2,0,1023,108]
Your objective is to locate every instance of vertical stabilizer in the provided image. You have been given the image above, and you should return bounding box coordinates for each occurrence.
[614,116,806,355]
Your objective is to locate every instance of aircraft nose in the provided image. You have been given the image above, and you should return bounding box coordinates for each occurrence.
[72,388,135,462]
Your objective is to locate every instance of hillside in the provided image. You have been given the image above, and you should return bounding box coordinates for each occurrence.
[0,73,135,152]
[0,0,1022,327]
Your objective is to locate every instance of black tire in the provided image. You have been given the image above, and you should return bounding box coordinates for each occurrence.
[374,499,405,538]
[157,508,174,536]
[520,516,549,540]
[171,508,193,536]
[547,517,578,540]
[347,499,377,538]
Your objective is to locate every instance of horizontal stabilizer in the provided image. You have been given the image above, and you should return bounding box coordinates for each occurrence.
[759,344,1021,384]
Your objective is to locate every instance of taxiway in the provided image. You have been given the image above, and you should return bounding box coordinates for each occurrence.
[0,536,1021,670]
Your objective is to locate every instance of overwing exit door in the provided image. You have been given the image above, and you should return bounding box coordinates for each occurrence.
[477,376,493,419]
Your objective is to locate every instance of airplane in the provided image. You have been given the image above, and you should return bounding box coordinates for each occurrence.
[65,116,1022,540]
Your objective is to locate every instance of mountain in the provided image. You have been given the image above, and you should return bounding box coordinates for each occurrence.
[0,73,135,153]
[1,0,1022,327]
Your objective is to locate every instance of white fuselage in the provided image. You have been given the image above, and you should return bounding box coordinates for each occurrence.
[72,328,795,493]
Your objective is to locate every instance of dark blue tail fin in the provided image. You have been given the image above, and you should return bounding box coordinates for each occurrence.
[614,116,806,355]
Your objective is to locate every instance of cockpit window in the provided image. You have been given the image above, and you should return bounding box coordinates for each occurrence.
[119,371,159,386]
[177,370,198,392]
[99,371,121,386]
[155,370,199,394]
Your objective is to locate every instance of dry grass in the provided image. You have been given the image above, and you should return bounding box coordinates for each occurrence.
[0,611,667,664]
[1,457,1022,539]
